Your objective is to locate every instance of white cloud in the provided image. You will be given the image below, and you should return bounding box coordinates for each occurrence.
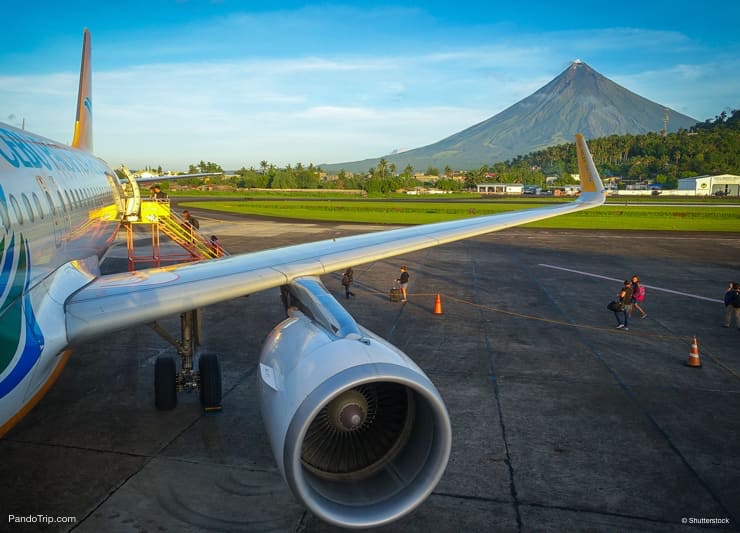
[3,16,736,170]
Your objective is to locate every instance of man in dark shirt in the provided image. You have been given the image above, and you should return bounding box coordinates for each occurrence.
[150,184,168,200]
[614,280,633,331]
[724,282,740,329]
[398,266,410,303]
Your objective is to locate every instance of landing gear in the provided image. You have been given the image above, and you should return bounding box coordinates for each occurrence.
[154,355,178,410]
[199,353,222,411]
[150,309,222,412]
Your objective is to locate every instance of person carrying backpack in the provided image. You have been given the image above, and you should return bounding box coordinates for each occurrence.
[723,282,740,329]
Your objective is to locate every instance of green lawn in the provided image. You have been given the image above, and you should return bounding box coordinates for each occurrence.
[180,199,740,232]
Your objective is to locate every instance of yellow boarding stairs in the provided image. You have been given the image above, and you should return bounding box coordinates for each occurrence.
[115,166,227,271]
[123,199,227,271]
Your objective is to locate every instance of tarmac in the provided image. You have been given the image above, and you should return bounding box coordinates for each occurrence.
[2,210,740,532]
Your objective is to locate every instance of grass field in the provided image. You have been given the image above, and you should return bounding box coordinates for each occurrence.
[180,198,740,232]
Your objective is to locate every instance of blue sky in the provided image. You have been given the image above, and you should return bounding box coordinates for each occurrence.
[1,1,738,170]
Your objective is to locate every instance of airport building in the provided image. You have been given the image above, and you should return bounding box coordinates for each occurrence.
[476,183,524,194]
[677,174,740,196]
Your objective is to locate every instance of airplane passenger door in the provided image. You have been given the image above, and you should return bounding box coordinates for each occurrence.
[105,171,126,216]
[118,166,141,220]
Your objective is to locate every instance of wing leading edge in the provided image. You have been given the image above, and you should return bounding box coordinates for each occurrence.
[65,134,605,344]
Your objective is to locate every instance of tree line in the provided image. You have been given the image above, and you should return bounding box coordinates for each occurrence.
[134,109,739,192]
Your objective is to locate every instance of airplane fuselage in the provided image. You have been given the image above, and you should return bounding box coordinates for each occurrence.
[0,122,121,435]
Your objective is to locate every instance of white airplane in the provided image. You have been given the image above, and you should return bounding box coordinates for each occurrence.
[0,29,605,529]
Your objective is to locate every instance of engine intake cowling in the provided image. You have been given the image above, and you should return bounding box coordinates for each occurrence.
[259,278,451,529]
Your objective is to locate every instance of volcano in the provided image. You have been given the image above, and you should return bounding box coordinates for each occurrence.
[324,61,699,172]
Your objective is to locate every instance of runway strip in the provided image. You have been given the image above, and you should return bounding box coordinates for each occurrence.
[539,264,723,303]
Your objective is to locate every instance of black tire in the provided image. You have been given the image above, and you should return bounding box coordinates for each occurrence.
[155,356,178,410]
[199,353,222,411]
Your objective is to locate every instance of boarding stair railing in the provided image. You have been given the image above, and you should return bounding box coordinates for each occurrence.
[124,199,227,271]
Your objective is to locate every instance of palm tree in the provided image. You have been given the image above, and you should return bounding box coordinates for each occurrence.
[378,158,388,180]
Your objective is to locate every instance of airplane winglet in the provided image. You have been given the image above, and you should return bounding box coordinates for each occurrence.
[71,28,93,152]
[575,133,606,205]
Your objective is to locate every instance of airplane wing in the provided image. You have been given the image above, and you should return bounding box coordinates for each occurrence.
[66,134,604,345]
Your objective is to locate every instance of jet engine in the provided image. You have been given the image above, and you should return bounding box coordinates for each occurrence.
[259,277,451,529]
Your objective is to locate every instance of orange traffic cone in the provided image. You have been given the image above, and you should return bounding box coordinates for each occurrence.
[433,293,443,315]
[686,336,702,368]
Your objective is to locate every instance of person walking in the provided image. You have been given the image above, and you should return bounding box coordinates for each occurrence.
[150,184,167,200]
[182,210,199,230]
[209,235,224,257]
[614,280,634,330]
[181,210,200,243]
[629,275,648,319]
[398,266,410,303]
[724,282,740,329]
[342,267,355,299]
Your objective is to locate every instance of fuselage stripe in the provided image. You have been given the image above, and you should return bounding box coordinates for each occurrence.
[0,350,72,438]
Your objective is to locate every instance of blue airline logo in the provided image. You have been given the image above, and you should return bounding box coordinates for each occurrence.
[0,184,43,398]
[0,126,98,174]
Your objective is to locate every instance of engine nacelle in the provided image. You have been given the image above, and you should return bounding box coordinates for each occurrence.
[259,278,451,529]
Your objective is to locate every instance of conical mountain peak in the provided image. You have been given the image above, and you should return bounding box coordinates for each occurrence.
[324,63,699,172]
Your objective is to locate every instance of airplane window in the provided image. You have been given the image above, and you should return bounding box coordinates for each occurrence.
[45,191,57,216]
[0,199,10,230]
[57,191,67,213]
[32,192,44,219]
[64,190,73,209]
[21,194,34,223]
[9,194,23,225]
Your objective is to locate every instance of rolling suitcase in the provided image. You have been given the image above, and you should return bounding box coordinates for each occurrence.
[389,280,401,302]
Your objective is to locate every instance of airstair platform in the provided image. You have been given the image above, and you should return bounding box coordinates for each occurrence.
[124,200,227,271]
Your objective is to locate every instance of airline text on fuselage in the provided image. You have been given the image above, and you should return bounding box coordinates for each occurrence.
[0,127,99,176]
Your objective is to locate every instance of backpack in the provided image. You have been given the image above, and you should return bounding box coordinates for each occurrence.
[733,290,740,308]
[634,285,646,301]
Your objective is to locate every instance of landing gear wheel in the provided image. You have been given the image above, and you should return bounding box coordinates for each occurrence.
[199,353,222,411]
[155,355,178,410]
